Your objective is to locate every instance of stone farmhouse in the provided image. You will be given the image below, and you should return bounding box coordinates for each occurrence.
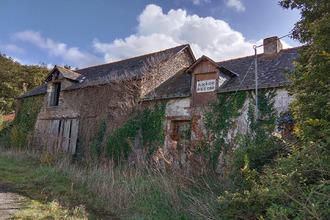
[17,36,299,163]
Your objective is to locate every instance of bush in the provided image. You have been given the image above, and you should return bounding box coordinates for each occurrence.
[0,95,43,149]
[106,102,166,164]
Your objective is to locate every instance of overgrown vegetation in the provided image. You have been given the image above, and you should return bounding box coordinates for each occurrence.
[140,102,166,155]
[0,148,220,219]
[217,89,288,218]
[0,95,44,149]
[0,53,49,114]
[106,102,166,164]
[216,0,330,218]
[91,116,107,161]
[0,1,328,219]
[233,90,287,173]
[13,199,88,220]
[106,118,139,163]
[204,91,247,169]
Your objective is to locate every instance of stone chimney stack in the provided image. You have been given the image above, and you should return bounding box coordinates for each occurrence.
[263,36,283,54]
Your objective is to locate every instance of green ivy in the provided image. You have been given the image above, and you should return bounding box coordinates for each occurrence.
[91,116,107,161]
[106,118,139,164]
[247,89,277,137]
[181,122,191,141]
[140,102,166,156]
[106,102,166,164]
[204,91,247,167]
[233,90,287,173]
[0,95,44,148]
[217,89,290,218]
[74,126,87,164]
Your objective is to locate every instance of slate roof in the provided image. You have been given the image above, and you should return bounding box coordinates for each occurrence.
[17,83,48,99]
[65,44,191,90]
[217,47,300,93]
[17,46,298,100]
[143,47,300,100]
[55,65,84,82]
[17,44,192,98]
[143,68,191,101]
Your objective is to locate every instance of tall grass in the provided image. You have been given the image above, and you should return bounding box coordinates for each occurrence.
[0,148,222,219]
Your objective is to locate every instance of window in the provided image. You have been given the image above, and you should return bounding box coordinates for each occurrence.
[50,83,61,106]
[171,121,191,149]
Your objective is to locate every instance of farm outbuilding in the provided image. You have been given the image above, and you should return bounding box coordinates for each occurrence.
[17,36,299,168]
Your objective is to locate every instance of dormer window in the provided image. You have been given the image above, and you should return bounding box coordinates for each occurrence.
[49,82,61,106]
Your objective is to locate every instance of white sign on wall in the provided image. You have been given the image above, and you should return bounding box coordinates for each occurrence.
[196,79,216,93]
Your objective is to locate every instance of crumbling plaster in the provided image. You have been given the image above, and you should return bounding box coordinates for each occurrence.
[165,98,190,118]
[160,87,294,171]
[163,88,294,152]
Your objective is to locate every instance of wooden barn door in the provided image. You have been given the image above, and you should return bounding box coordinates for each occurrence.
[48,118,79,155]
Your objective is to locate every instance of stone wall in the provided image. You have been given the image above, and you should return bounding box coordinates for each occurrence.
[29,45,294,168]
[140,49,195,97]
[162,88,294,169]
[32,47,194,155]
[33,80,142,154]
[233,88,294,137]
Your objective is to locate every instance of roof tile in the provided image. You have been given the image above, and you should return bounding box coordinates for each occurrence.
[217,47,300,93]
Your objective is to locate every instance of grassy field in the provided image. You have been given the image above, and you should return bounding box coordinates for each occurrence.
[0,149,222,219]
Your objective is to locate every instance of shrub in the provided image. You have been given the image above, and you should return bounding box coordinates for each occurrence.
[0,95,43,149]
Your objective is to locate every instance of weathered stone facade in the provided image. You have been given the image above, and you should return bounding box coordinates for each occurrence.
[161,88,294,170]
[30,45,195,155]
[18,38,299,168]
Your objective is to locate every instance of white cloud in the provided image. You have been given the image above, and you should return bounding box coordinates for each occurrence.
[0,43,25,54]
[94,4,257,62]
[93,34,178,62]
[13,30,102,68]
[191,0,210,5]
[11,5,293,68]
[281,40,292,49]
[225,0,245,12]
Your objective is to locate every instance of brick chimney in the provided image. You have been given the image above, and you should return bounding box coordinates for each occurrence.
[263,36,283,54]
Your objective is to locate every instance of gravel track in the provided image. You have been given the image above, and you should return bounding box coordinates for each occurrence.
[0,184,22,220]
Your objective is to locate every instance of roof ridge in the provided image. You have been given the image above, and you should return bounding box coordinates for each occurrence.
[76,44,189,71]
[217,46,301,64]
[217,54,255,64]
[187,55,218,72]
[56,65,84,76]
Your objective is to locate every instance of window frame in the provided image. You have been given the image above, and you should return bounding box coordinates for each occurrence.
[49,82,61,107]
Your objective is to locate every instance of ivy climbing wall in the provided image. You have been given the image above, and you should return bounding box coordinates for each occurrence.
[28,47,194,159]
[161,87,294,171]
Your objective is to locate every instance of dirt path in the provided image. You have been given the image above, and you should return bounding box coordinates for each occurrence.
[0,184,22,220]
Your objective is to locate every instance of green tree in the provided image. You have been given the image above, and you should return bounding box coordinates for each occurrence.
[233,90,286,173]
[280,0,330,144]
[270,1,330,216]
[63,64,71,70]
[218,1,329,218]
[0,54,21,114]
[0,53,49,114]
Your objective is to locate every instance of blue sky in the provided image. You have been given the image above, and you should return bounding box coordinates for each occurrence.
[0,0,301,69]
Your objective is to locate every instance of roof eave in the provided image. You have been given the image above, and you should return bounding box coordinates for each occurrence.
[186,55,238,78]
[217,82,290,94]
[141,92,191,102]
[45,65,57,82]
[184,44,196,62]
